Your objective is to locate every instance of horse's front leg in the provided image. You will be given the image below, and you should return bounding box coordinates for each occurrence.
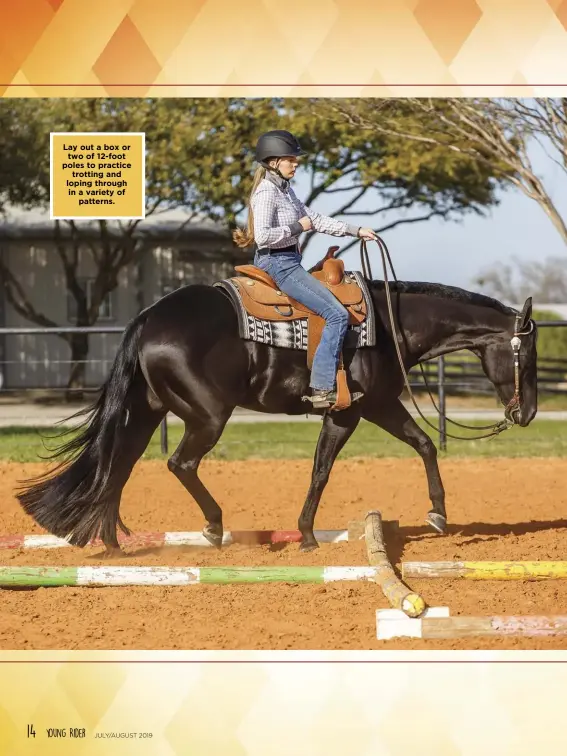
[299,406,361,551]
[363,400,447,534]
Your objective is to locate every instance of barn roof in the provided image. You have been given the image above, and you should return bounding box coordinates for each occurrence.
[0,205,236,245]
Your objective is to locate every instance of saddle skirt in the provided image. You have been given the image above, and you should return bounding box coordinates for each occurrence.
[214,258,377,360]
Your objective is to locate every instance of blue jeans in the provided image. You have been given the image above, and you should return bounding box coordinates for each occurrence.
[254,250,349,391]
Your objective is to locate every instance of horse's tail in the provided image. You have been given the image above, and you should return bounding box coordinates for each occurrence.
[16,315,147,547]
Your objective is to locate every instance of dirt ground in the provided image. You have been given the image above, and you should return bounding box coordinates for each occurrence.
[1,458,567,651]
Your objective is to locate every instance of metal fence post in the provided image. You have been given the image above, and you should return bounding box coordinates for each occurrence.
[438,355,447,452]
[160,416,168,455]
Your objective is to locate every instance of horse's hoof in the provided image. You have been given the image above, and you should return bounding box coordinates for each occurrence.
[103,545,124,559]
[299,539,319,553]
[203,525,223,550]
[426,511,447,534]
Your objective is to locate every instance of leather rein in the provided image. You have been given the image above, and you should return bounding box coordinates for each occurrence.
[359,238,534,442]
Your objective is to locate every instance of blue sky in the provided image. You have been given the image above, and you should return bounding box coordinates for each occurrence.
[294,145,567,292]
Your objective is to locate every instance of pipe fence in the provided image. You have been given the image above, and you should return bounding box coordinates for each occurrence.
[0,321,564,453]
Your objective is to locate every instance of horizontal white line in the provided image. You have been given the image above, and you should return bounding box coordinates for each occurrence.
[76,567,200,586]
[324,567,377,582]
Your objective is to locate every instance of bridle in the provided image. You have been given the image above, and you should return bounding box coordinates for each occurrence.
[504,315,535,425]
[359,238,534,442]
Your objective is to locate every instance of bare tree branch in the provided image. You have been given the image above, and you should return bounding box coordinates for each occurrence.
[329,209,452,259]
[53,220,87,323]
[303,165,359,206]
[475,255,567,303]
[330,98,567,245]
[372,209,451,234]
[331,186,367,216]
[323,183,367,194]
[340,198,414,217]
[0,253,59,330]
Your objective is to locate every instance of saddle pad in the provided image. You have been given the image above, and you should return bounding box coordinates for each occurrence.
[215,270,376,351]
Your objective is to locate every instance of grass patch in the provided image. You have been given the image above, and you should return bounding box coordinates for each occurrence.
[0,419,566,463]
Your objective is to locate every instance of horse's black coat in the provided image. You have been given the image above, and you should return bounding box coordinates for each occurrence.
[16,279,537,551]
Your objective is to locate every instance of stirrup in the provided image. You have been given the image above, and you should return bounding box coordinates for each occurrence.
[302,389,364,410]
[302,389,336,409]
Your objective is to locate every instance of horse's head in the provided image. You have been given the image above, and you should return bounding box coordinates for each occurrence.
[474,297,538,427]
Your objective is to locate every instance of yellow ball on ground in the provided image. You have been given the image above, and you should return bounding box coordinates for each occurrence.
[401,593,426,618]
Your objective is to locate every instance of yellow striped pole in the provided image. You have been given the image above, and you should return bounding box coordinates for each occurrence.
[402,561,567,580]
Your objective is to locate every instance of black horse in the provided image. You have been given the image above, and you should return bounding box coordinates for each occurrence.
[16,276,537,552]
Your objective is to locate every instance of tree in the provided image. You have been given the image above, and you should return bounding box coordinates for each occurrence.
[0,103,47,208]
[284,98,510,255]
[156,98,507,254]
[474,257,567,304]
[326,98,567,245]
[0,98,235,392]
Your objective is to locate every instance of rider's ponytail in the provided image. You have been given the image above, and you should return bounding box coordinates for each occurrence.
[232,166,266,248]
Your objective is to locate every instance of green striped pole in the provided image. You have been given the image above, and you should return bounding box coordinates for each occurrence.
[0,565,380,587]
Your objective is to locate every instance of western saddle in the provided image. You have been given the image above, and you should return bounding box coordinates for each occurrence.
[230,248,367,411]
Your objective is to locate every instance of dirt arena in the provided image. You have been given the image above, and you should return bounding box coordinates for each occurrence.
[0,457,566,651]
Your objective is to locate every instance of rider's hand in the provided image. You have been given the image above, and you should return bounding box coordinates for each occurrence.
[358,227,378,241]
[299,216,313,232]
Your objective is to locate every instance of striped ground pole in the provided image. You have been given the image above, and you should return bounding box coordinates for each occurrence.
[376,610,567,639]
[0,530,349,550]
[0,566,380,587]
[401,561,567,580]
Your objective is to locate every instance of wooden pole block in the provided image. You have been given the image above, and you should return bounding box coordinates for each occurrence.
[377,614,567,640]
[402,561,567,581]
[348,518,399,542]
[364,510,425,618]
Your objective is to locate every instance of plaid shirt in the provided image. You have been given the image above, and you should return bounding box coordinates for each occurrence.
[251,171,360,250]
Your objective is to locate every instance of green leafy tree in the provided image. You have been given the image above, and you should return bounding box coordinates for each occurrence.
[0,98,228,391]
[282,98,509,255]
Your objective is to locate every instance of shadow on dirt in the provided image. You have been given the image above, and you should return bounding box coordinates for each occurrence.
[383,518,567,565]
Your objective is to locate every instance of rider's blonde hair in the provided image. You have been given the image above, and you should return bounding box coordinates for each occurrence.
[232,166,266,248]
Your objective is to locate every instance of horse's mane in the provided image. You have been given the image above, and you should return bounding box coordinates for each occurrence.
[370,280,517,317]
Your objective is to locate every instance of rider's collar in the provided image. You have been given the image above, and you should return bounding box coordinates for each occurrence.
[265,170,289,191]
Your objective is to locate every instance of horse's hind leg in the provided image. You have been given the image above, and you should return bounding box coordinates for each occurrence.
[363,400,447,534]
[101,380,166,552]
[167,411,232,548]
[298,406,361,551]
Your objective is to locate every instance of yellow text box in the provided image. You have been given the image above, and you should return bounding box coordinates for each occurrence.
[50,132,145,219]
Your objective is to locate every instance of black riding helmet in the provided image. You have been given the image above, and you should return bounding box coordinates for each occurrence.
[255,130,307,165]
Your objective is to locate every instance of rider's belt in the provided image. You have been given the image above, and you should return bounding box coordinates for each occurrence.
[256,244,299,255]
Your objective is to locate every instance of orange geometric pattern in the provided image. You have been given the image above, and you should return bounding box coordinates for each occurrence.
[1,0,567,96]
[93,15,162,97]
[414,0,482,64]
[555,0,567,30]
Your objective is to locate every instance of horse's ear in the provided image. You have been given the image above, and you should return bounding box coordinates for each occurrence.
[519,297,532,328]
